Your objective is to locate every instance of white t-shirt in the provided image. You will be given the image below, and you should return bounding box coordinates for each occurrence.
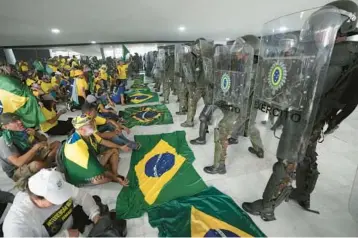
[3,186,100,237]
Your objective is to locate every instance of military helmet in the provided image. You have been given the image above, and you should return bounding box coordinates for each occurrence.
[242,35,260,55]
[325,0,357,34]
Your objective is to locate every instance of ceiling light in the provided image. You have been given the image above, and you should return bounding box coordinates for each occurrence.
[178,26,186,32]
[91,41,96,44]
[226,38,230,41]
[51,28,60,34]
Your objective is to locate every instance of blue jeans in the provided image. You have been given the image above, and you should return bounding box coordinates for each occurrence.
[99,112,119,121]
[97,123,138,149]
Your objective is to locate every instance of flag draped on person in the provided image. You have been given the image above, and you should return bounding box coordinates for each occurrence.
[148,187,266,237]
[122,104,173,128]
[0,75,45,128]
[116,131,207,219]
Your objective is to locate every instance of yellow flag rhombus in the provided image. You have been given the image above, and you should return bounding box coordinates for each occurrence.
[191,206,253,237]
[0,89,28,113]
[135,139,185,205]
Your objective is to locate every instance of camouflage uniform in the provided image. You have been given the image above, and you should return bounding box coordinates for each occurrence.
[162,53,174,104]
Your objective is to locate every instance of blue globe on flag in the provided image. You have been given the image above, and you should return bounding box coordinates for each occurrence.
[204,229,239,237]
[145,152,175,177]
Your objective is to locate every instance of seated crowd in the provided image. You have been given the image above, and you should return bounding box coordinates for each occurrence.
[0,55,141,237]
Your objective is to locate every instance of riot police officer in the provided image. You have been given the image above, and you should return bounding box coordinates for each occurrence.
[242,0,358,221]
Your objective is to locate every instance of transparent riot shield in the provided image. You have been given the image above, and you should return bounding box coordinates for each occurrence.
[182,48,195,83]
[350,167,358,222]
[156,49,165,71]
[174,45,184,74]
[213,38,253,111]
[249,6,346,162]
[199,40,215,84]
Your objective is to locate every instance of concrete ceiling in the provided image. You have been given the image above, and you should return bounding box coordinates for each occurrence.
[0,0,354,47]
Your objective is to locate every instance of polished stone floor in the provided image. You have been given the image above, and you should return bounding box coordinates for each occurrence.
[1,78,357,237]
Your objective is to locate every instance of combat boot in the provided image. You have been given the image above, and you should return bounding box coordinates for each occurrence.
[289,189,320,214]
[248,147,264,158]
[176,111,187,115]
[203,164,226,174]
[181,121,194,127]
[190,137,206,145]
[161,100,169,104]
[159,93,163,97]
[227,137,238,145]
[242,200,276,221]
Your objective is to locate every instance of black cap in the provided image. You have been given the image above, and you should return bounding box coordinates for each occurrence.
[0,113,20,126]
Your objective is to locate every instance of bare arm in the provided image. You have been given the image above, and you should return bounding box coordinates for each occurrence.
[7,142,45,167]
[100,138,122,149]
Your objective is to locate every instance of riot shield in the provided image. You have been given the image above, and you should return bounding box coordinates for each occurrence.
[156,49,165,71]
[199,39,214,84]
[174,45,184,74]
[248,6,347,162]
[213,38,253,112]
[350,167,358,222]
[182,46,195,83]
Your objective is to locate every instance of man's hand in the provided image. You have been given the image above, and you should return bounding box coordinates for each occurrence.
[93,215,101,224]
[34,141,48,151]
[123,127,130,134]
[118,177,129,186]
[120,145,131,152]
[67,229,80,238]
[58,109,67,115]
[26,128,36,136]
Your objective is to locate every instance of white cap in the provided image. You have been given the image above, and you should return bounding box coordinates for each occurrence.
[55,71,62,75]
[28,169,73,205]
[86,94,98,104]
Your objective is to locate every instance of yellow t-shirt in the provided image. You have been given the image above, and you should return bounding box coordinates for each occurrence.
[48,65,58,73]
[99,69,108,81]
[26,78,36,87]
[70,69,76,78]
[51,77,59,87]
[41,82,53,94]
[40,107,58,132]
[94,77,102,92]
[95,116,107,126]
[20,63,29,72]
[117,64,128,80]
[76,77,88,98]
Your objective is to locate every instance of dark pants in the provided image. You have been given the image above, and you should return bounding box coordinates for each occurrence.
[72,96,85,110]
[46,118,74,136]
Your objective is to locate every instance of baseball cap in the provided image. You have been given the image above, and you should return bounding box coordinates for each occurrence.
[72,114,92,129]
[28,169,73,205]
[86,94,98,104]
[0,113,20,126]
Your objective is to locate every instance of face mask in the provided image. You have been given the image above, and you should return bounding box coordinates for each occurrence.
[82,126,94,136]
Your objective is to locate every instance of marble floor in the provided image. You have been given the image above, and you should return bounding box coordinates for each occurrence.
[1,78,358,237]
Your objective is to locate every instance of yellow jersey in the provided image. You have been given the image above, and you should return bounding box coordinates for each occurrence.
[40,81,53,94]
[40,106,58,132]
[76,77,88,97]
[117,64,128,80]
[99,69,108,80]
[20,63,29,72]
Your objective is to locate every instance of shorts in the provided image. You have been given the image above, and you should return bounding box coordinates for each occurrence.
[12,161,39,182]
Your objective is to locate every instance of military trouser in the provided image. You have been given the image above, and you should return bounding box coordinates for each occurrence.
[163,74,173,102]
[213,110,238,166]
[171,77,177,95]
[186,83,213,123]
[178,79,188,112]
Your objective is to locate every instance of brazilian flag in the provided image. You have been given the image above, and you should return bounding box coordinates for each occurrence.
[126,89,159,104]
[62,132,105,186]
[122,104,173,128]
[148,187,266,237]
[0,75,45,128]
[116,131,207,219]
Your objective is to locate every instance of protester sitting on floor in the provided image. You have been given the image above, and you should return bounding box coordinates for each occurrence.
[61,115,129,186]
[86,94,120,121]
[39,95,73,136]
[0,113,60,181]
[3,169,101,237]
[82,103,139,151]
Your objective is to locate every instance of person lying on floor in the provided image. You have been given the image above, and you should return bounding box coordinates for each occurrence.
[39,95,74,136]
[61,115,129,186]
[85,94,120,121]
[82,103,140,151]
[0,113,60,182]
[3,169,101,237]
